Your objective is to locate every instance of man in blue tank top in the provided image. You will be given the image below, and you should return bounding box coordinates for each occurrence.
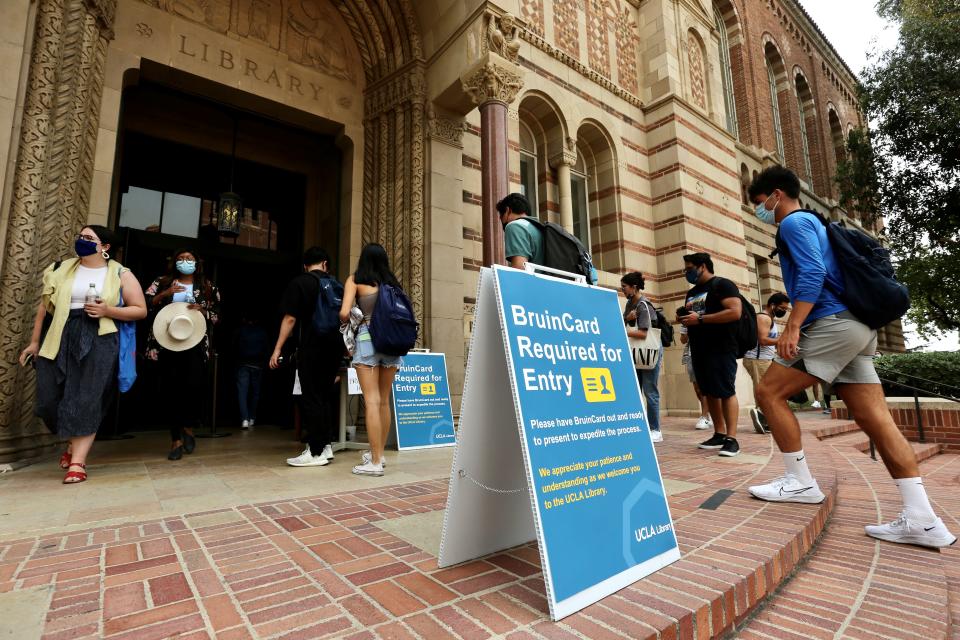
[745,166,954,549]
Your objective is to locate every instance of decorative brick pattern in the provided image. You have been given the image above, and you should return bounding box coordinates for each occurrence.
[586,0,611,79]
[552,0,579,60]
[687,31,707,111]
[519,0,544,36]
[613,3,638,95]
[834,403,960,451]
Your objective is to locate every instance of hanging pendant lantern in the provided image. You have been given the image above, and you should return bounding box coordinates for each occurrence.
[217,191,242,237]
[218,117,242,237]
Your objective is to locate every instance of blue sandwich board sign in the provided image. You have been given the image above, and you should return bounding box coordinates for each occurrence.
[392,352,456,450]
[439,265,679,620]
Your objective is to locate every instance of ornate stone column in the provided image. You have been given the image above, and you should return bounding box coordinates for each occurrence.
[461,13,523,267]
[550,150,577,233]
[0,0,116,464]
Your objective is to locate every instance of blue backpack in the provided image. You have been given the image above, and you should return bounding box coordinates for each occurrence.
[776,210,909,330]
[369,283,418,356]
[310,272,344,336]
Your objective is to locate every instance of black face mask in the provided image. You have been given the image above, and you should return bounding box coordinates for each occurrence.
[774,308,787,318]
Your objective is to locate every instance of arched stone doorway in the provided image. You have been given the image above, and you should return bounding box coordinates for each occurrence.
[0,0,427,462]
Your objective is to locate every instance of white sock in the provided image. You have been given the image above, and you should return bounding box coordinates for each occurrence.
[895,477,937,522]
[783,451,814,485]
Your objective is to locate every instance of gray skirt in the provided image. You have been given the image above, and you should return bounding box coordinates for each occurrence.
[35,310,118,438]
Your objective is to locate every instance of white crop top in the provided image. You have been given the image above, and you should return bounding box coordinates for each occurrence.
[70,265,108,309]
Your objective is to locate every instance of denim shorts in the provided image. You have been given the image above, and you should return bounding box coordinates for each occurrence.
[353,325,403,368]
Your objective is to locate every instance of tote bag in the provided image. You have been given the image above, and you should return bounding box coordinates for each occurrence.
[628,300,661,371]
[116,278,137,393]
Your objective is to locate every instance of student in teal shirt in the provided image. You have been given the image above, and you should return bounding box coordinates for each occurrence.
[497,193,545,268]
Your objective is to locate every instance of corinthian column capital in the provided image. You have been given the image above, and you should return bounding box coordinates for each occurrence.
[460,53,524,107]
[83,0,118,39]
[549,150,577,169]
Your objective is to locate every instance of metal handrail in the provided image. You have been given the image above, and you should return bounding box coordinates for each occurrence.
[875,366,960,398]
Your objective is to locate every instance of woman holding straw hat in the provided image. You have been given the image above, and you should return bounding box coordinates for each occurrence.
[19,225,148,484]
[145,248,221,460]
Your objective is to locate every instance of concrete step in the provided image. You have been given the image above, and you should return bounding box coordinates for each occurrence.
[812,420,859,440]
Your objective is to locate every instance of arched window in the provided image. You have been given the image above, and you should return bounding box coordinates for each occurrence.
[518,121,539,210]
[795,75,813,185]
[828,108,845,165]
[576,121,619,272]
[715,8,738,137]
[765,60,785,161]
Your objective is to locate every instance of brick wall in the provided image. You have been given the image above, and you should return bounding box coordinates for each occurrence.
[834,400,960,451]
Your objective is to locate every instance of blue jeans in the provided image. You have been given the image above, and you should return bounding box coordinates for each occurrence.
[236,365,263,422]
[636,352,661,432]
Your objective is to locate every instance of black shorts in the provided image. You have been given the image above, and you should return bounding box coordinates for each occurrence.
[691,350,738,399]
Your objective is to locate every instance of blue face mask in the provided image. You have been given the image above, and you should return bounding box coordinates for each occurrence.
[685,268,700,285]
[75,238,98,257]
[176,259,196,275]
[755,195,779,225]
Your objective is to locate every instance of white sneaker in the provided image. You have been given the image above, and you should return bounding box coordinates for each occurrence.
[748,474,825,504]
[811,401,822,409]
[286,447,329,467]
[865,513,957,548]
[694,416,712,430]
[361,451,387,467]
[241,419,250,430]
[320,444,334,461]
[650,430,663,443]
[352,461,384,476]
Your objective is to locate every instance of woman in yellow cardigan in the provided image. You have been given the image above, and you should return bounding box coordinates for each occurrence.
[19,225,147,484]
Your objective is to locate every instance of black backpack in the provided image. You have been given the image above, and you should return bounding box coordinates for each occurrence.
[708,278,758,359]
[776,210,909,329]
[654,307,675,348]
[309,272,344,336]
[521,218,597,284]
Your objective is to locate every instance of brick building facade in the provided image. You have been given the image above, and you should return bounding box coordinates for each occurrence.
[0,0,902,462]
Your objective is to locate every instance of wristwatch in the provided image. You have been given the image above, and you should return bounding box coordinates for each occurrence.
[697,311,704,324]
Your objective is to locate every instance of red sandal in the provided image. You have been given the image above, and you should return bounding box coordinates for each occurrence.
[63,463,86,484]
[58,450,72,470]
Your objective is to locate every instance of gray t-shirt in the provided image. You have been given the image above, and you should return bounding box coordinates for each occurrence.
[623,296,654,330]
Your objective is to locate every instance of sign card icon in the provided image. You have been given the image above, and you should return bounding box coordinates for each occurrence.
[580,367,616,402]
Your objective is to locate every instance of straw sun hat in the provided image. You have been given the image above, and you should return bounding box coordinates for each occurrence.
[153,302,207,352]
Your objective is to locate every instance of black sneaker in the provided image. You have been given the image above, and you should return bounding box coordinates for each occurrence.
[698,432,727,449]
[167,446,183,461]
[719,437,740,457]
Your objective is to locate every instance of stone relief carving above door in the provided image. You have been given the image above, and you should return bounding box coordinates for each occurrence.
[139,0,357,83]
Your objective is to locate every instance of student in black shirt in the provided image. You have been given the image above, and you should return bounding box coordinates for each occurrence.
[677,252,742,457]
[270,247,344,467]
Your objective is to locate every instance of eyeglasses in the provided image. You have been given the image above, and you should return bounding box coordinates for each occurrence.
[76,234,98,243]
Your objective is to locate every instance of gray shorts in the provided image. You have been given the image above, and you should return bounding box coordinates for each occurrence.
[775,311,880,385]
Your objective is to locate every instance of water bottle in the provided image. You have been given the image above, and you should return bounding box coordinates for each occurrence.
[85,283,99,305]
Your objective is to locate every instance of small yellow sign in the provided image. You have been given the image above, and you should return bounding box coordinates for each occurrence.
[420,383,437,395]
[580,368,616,402]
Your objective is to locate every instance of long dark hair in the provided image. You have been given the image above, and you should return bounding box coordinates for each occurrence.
[158,247,211,298]
[354,243,400,288]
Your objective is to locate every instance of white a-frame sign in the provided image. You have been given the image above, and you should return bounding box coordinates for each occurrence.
[439,265,680,621]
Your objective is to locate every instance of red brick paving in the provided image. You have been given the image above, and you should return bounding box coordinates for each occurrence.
[2,416,958,638]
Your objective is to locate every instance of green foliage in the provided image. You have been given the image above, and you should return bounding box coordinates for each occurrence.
[850,0,960,334]
[835,128,880,223]
[874,351,960,398]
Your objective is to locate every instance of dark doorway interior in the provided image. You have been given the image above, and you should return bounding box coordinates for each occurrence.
[108,78,342,434]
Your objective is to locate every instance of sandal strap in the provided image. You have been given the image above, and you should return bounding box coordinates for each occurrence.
[63,470,87,482]
[68,462,86,469]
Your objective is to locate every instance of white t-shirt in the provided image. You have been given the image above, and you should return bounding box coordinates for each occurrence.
[70,265,108,309]
[171,283,195,303]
